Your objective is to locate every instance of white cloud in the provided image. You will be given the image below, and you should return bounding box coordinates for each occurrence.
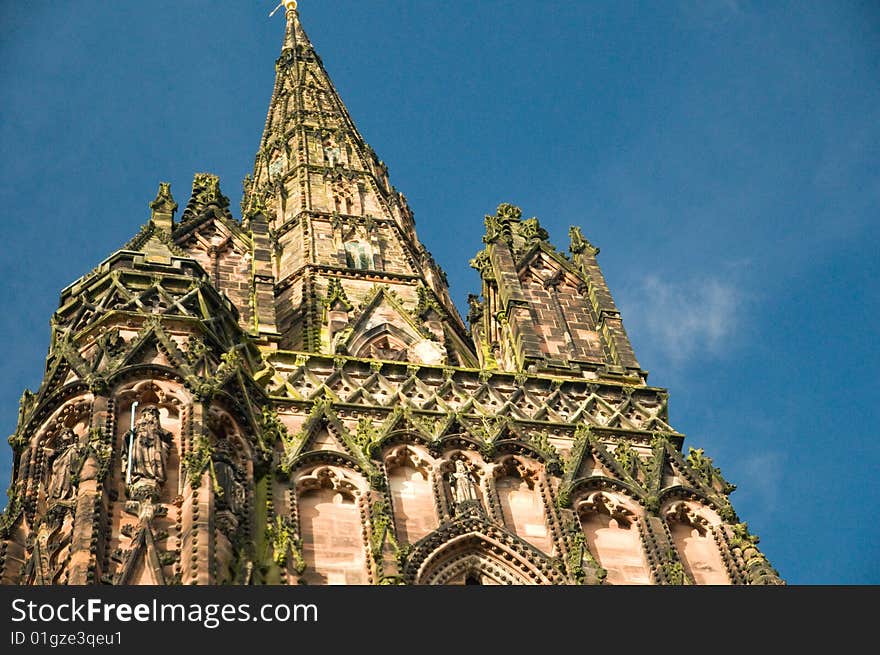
[620,274,745,366]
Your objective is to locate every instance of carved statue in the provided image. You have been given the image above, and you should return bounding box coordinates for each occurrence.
[214,459,246,515]
[127,407,173,486]
[324,144,341,167]
[45,428,80,506]
[467,294,484,324]
[450,460,479,505]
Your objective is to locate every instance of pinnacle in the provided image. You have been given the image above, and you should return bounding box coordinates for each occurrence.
[148,182,177,232]
[180,173,231,224]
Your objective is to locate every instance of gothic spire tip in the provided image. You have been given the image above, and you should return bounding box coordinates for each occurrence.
[270,1,298,18]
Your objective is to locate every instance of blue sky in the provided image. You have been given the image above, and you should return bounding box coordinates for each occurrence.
[1,1,877,584]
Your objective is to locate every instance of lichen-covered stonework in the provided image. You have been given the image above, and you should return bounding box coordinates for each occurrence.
[0,7,782,586]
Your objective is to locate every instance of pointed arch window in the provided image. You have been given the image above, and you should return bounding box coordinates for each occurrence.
[494,459,553,554]
[344,241,373,270]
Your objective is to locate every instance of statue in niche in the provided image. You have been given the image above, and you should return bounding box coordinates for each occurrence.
[214,459,246,515]
[127,407,173,487]
[45,428,80,507]
[324,143,341,167]
[450,460,479,506]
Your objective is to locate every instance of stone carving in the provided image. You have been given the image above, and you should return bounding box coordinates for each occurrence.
[467,294,484,325]
[520,217,549,243]
[214,460,246,515]
[126,407,173,490]
[149,182,178,218]
[569,226,599,256]
[0,9,785,587]
[45,428,80,507]
[449,460,479,510]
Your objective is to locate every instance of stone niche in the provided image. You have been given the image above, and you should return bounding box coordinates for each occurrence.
[664,501,730,585]
[576,492,651,585]
[385,446,439,545]
[108,379,187,586]
[293,466,370,585]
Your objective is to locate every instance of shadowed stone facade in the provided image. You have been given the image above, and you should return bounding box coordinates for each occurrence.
[0,4,782,586]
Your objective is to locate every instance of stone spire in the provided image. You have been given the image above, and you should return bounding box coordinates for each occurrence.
[244,5,375,223]
[244,6,476,365]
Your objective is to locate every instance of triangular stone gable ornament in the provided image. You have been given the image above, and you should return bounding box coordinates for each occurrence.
[343,289,447,365]
[575,446,615,480]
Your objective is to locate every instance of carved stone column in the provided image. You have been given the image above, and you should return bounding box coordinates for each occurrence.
[179,402,215,585]
[67,393,111,585]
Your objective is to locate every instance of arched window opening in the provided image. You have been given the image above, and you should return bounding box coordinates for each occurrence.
[387,450,437,545]
[297,469,368,585]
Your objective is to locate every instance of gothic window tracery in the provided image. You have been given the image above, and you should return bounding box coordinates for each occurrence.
[493,457,553,554]
[294,466,369,585]
[385,447,438,545]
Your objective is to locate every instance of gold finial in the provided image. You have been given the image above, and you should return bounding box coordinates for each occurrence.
[269,1,297,17]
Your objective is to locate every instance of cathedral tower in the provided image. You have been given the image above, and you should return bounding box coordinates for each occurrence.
[0,4,781,586]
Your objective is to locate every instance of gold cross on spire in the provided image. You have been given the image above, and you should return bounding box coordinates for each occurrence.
[269,1,298,18]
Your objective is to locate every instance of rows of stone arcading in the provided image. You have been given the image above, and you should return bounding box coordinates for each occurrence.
[271,428,751,585]
[269,438,561,584]
[262,357,676,436]
[2,358,768,585]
